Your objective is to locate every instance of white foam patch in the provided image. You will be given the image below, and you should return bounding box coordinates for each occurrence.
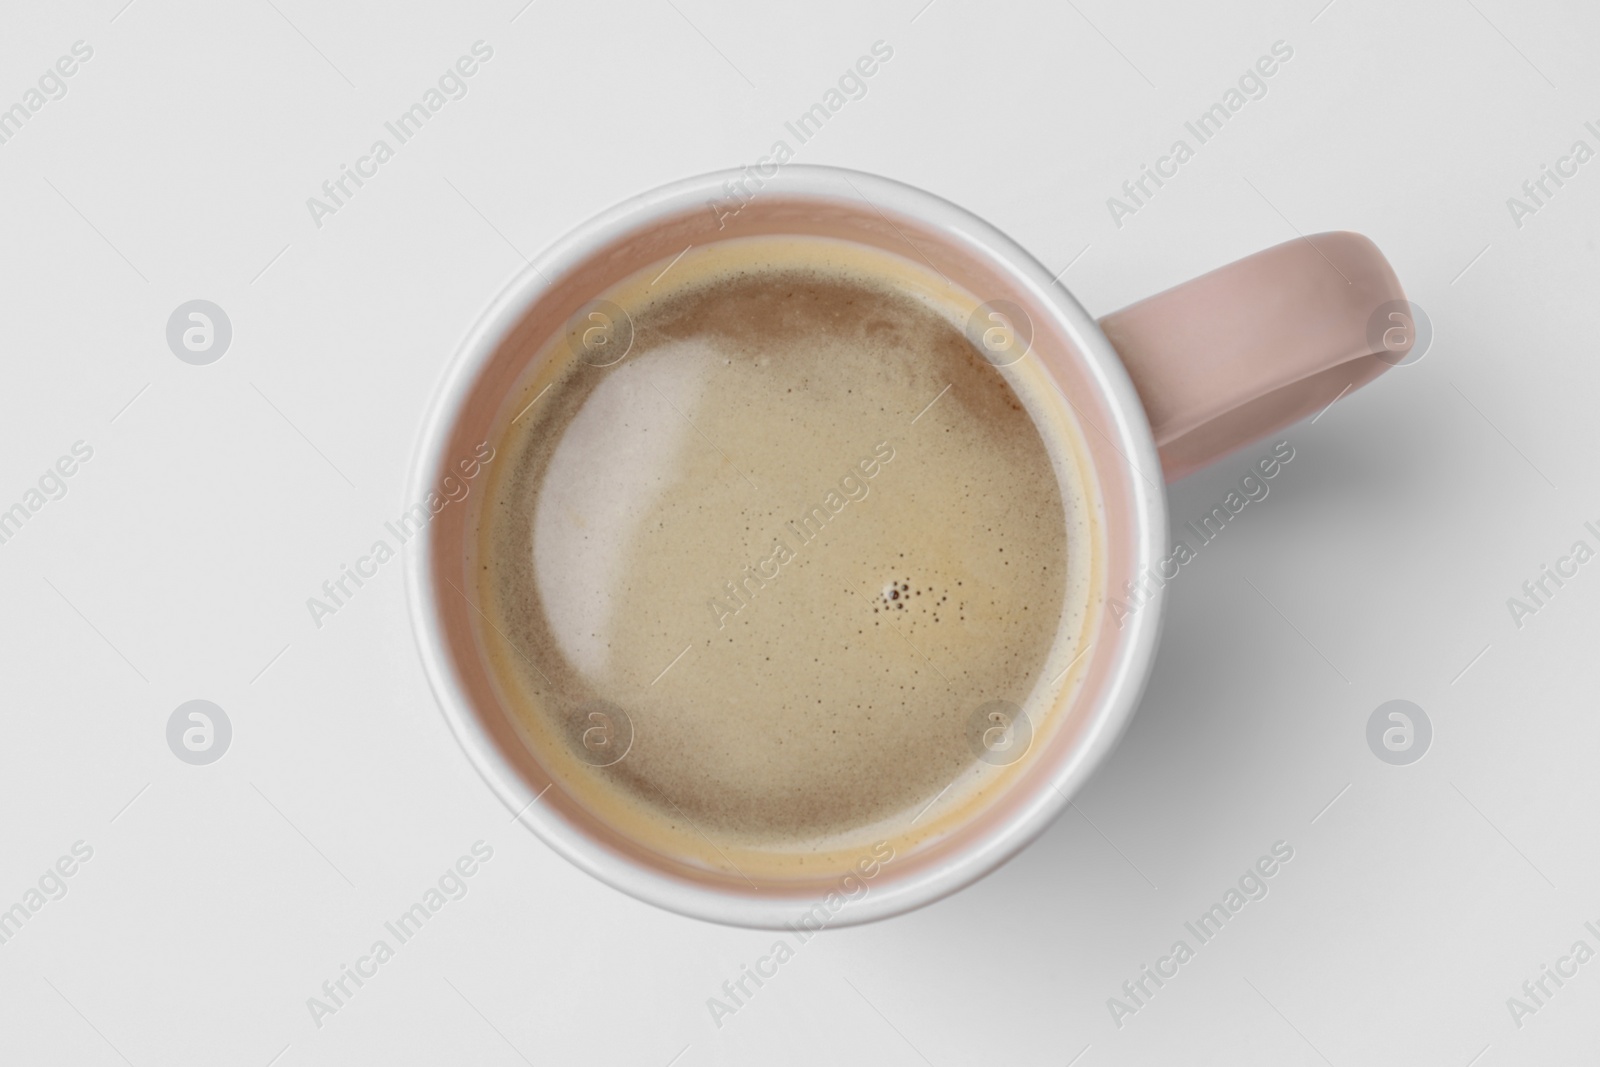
[531,341,714,675]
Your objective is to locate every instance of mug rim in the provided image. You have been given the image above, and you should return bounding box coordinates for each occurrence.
[404,164,1168,927]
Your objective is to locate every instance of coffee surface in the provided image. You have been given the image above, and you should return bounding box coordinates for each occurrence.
[479,238,1089,857]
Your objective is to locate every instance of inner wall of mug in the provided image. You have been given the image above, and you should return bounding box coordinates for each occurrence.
[426,182,1144,909]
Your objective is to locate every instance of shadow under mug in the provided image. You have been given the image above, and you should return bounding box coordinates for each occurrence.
[405,165,1409,927]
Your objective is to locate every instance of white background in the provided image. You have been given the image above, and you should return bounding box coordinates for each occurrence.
[1,0,1597,1063]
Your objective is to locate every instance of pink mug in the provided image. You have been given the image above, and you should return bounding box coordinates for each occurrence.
[406,165,1409,926]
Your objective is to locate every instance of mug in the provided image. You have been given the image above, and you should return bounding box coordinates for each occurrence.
[405,165,1407,927]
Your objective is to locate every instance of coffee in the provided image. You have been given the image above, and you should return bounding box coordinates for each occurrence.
[475,237,1096,872]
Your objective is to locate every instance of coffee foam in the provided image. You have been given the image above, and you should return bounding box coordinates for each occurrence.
[475,237,1098,874]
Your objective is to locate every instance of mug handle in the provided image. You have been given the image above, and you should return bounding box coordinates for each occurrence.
[1098,231,1409,482]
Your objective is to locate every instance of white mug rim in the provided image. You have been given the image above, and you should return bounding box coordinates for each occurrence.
[404,164,1167,927]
